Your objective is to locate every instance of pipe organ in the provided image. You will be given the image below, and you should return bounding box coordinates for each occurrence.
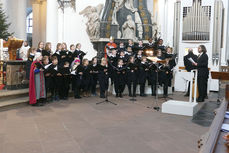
[173,1,181,54]
[182,0,211,41]
[212,0,224,66]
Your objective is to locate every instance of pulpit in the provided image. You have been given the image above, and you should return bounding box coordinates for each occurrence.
[3,37,23,60]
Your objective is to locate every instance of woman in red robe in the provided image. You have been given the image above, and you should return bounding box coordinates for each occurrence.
[29,52,46,106]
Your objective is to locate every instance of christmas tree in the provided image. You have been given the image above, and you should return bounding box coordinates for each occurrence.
[0,3,12,39]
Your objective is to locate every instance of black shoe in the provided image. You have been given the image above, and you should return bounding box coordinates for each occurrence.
[74,96,81,99]
[129,93,133,97]
[133,94,136,97]
[184,93,189,97]
[152,93,156,96]
[116,94,119,97]
[100,95,105,98]
[119,93,123,98]
[197,98,204,102]
[140,94,147,97]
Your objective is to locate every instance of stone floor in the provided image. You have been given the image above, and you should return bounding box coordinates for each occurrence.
[0,92,209,153]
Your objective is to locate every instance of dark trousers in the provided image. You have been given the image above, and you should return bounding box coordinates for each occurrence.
[140,81,146,95]
[82,78,90,92]
[50,76,61,97]
[127,81,137,96]
[197,77,208,100]
[62,76,70,98]
[151,83,156,95]
[73,77,82,97]
[91,75,98,94]
[114,81,125,95]
[99,76,108,97]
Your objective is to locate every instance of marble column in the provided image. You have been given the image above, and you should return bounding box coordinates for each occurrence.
[46,0,59,51]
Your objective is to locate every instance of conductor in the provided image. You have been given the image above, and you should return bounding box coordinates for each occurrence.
[192,45,209,102]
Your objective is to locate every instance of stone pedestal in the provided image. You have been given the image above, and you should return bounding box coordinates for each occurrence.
[0,61,28,90]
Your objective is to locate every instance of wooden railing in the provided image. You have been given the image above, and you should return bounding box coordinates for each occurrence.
[198,85,229,153]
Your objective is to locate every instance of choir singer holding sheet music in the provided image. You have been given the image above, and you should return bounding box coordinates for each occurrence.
[192,45,209,102]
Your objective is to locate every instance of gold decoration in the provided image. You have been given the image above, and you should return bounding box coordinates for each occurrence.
[143,19,148,24]
[106,24,111,30]
[145,26,149,32]
[141,11,145,17]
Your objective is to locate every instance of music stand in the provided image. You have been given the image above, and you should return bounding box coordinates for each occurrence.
[146,58,166,111]
[211,71,229,104]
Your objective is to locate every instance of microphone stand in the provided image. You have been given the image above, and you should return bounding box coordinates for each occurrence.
[129,83,137,102]
[96,78,117,105]
[147,62,160,111]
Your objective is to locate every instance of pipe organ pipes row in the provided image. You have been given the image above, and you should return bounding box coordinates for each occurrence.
[182,0,211,41]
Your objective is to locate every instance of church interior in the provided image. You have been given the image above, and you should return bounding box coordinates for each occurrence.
[0,0,229,153]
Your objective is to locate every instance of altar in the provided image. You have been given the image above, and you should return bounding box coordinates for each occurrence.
[0,39,28,90]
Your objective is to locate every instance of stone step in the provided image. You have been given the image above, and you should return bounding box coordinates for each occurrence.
[0,96,29,109]
[0,88,29,101]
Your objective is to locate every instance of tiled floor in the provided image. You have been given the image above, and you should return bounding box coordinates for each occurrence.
[0,93,209,153]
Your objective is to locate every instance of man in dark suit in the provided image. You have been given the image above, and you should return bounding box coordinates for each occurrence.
[193,45,209,102]
[183,48,198,96]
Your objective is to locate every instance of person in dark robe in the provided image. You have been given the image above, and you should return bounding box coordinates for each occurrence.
[73,43,86,64]
[126,39,135,51]
[82,59,92,97]
[43,56,52,102]
[89,57,99,96]
[146,38,154,49]
[117,41,125,54]
[125,46,134,59]
[52,43,62,64]
[157,39,166,55]
[159,58,176,98]
[126,56,138,97]
[118,50,128,65]
[42,42,52,59]
[98,58,109,98]
[135,49,144,65]
[108,48,118,84]
[26,47,36,80]
[71,58,84,99]
[29,52,46,106]
[183,48,198,96]
[134,40,145,53]
[138,56,149,97]
[114,59,126,98]
[36,41,45,53]
[59,61,71,100]
[192,45,209,102]
[148,62,158,96]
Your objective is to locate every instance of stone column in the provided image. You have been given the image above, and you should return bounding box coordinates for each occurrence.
[46,0,59,51]
[32,0,47,47]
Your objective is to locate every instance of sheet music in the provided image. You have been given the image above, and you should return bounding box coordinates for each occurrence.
[44,63,52,69]
[188,57,196,64]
